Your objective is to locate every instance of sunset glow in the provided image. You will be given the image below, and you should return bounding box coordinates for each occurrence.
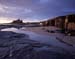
[0,17,13,23]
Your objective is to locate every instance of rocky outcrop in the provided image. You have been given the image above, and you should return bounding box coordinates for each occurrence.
[0,31,73,59]
[12,19,24,24]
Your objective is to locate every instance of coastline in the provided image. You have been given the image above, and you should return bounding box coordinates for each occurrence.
[0,26,75,59]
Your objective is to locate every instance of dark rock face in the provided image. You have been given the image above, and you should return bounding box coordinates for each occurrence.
[0,31,74,59]
[12,19,23,24]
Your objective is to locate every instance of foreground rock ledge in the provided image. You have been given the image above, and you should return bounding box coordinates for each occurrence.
[0,31,73,59]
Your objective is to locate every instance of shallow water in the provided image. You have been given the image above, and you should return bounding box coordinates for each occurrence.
[1,27,75,54]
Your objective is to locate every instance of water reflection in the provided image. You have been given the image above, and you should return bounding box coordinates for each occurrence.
[1,27,18,31]
[1,27,75,53]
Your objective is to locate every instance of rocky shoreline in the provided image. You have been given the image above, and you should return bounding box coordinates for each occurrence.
[0,31,74,59]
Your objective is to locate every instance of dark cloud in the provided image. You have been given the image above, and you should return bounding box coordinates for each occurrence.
[0,0,74,22]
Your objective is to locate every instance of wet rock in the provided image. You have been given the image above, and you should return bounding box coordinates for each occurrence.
[32,46,73,59]
[0,31,74,59]
[0,31,30,59]
[46,29,55,33]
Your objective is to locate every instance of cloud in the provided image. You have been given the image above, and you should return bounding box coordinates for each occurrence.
[0,3,33,18]
[24,9,32,13]
[39,0,49,4]
[0,17,16,23]
[23,18,48,22]
[62,8,75,12]
[0,0,75,23]
[0,4,17,13]
[0,4,7,13]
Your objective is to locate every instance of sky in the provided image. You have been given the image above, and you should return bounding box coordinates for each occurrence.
[0,0,75,23]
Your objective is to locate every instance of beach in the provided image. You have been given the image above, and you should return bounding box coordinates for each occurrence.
[0,25,75,59]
